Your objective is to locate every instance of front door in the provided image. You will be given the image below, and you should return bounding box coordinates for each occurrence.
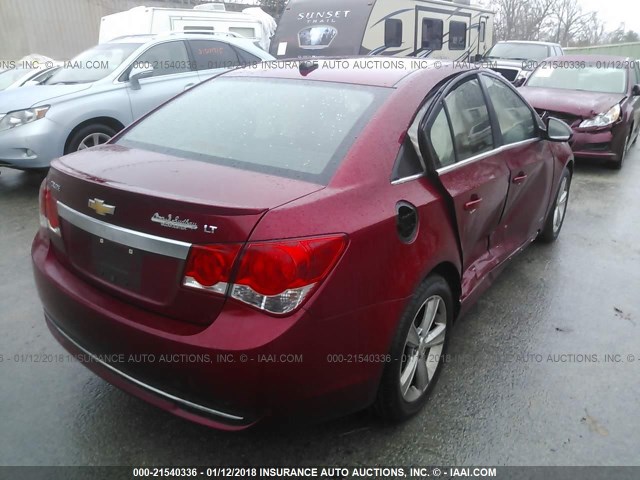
[479,73,554,257]
[125,40,201,120]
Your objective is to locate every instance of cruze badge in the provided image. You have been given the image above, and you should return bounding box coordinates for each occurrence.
[151,213,198,231]
[88,198,115,216]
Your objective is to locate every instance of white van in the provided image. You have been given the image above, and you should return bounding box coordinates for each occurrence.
[270,0,495,61]
[99,6,273,51]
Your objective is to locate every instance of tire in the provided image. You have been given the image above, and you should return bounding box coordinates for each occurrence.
[66,124,117,154]
[375,275,453,421]
[608,130,630,170]
[539,168,572,243]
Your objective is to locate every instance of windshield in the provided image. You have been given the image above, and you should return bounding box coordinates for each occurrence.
[485,43,551,61]
[527,65,627,94]
[117,77,389,184]
[45,43,141,84]
[0,68,35,90]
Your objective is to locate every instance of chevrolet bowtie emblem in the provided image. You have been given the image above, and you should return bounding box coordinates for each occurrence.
[88,198,115,216]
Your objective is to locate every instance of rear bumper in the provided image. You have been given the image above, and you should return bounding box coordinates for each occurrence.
[570,125,626,162]
[32,231,397,429]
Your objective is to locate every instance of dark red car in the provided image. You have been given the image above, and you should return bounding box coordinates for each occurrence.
[32,60,574,430]
[520,55,640,169]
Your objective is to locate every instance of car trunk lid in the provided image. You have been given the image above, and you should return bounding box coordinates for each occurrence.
[46,145,325,325]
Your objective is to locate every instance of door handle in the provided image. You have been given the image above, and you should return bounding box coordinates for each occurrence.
[464,196,483,212]
[513,172,528,185]
[183,83,196,91]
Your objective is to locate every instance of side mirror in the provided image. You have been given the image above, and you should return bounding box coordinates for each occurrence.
[513,77,526,87]
[129,65,154,90]
[474,53,483,63]
[633,84,640,96]
[545,117,573,142]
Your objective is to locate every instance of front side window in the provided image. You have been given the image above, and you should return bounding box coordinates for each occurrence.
[482,75,536,145]
[443,78,494,161]
[422,19,443,50]
[189,40,241,70]
[450,22,467,50]
[133,41,191,78]
[116,78,390,184]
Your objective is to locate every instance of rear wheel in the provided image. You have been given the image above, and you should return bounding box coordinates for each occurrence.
[66,124,117,154]
[539,168,571,243]
[375,275,453,421]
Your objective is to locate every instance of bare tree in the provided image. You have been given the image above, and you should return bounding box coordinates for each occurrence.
[551,0,594,46]
[490,0,557,42]
[490,0,608,47]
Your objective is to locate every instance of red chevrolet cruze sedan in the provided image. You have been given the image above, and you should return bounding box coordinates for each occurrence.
[32,59,574,430]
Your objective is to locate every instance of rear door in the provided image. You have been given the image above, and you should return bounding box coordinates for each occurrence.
[479,73,553,257]
[423,75,511,293]
[125,40,201,119]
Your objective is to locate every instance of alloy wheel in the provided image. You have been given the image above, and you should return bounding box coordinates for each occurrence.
[553,176,569,234]
[400,295,447,402]
[77,132,111,150]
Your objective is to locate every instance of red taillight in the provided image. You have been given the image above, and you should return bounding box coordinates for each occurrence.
[235,236,346,297]
[182,235,347,315]
[183,244,242,294]
[38,180,60,235]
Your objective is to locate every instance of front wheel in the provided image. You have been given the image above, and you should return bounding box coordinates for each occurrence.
[375,275,453,421]
[538,168,572,243]
[66,124,117,154]
[609,130,630,170]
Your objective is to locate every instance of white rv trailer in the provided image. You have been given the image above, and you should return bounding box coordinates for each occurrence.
[270,0,494,61]
[99,6,272,50]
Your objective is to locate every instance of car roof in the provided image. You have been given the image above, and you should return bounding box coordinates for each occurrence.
[109,32,255,45]
[500,40,560,46]
[224,57,470,88]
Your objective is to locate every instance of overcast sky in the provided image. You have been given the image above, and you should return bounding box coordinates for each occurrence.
[578,0,640,34]
[473,0,640,35]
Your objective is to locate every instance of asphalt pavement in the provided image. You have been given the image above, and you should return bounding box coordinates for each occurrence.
[1,146,639,467]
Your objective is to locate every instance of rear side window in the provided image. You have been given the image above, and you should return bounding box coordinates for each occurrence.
[443,78,493,161]
[117,78,390,184]
[234,47,262,65]
[422,19,443,50]
[481,75,536,145]
[189,40,241,70]
[428,107,455,168]
[449,22,467,50]
[385,19,403,48]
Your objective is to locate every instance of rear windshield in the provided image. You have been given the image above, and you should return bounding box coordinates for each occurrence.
[117,77,389,184]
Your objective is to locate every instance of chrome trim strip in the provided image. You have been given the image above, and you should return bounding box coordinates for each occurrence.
[57,202,191,260]
[437,138,540,175]
[48,317,245,422]
[391,173,425,186]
